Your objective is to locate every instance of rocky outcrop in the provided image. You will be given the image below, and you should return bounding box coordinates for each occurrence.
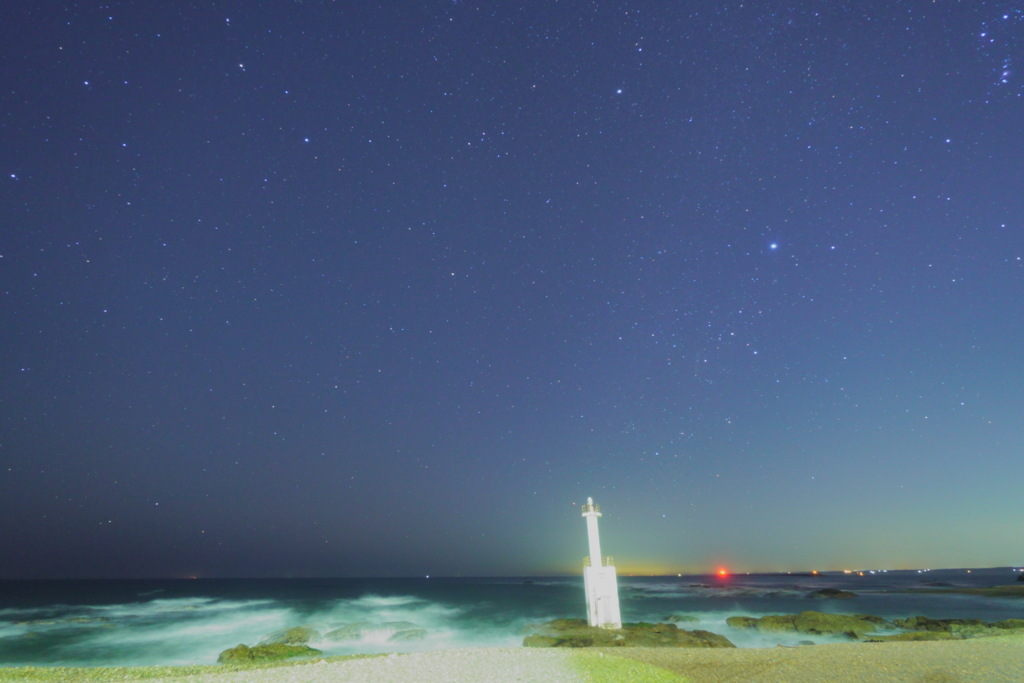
[726,611,1024,643]
[890,616,1024,639]
[521,619,734,648]
[726,611,879,636]
[725,616,758,629]
[663,614,699,623]
[1018,573,1024,583]
[807,588,857,599]
[324,621,422,641]
[794,612,879,636]
[388,628,427,641]
[217,643,322,664]
[259,626,321,646]
[893,616,985,632]
[996,619,1024,629]
[864,632,955,642]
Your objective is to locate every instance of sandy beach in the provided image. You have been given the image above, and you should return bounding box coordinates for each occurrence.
[4,638,1023,683]
[610,637,1024,683]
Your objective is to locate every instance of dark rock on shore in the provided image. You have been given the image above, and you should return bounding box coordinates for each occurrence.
[893,616,985,632]
[217,643,322,664]
[324,621,421,641]
[522,619,734,648]
[807,588,857,599]
[996,619,1024,629]
[388,628,427,641]
[892,616,1024,639]
[864,631,956,643]
[1018,573,1024,582]
[726,611,880,636]
[259,626,321,646]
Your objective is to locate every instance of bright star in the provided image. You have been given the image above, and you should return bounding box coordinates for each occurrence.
[770,243,778,250]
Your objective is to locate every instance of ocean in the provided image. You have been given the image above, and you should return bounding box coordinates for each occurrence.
[1,568,1022,667]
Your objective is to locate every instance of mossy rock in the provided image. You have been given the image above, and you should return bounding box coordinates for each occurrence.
[726,612,880,636]
[387,628,427,641]
[523,634,558,647]
[794,611,877,636]
[994,619,1024,629]
[807,588,857,599]
[522,619,734,649]
[260,626,321,646]
[678,629,735,648]
[893,616,984,632]
[217,643,322,664]
[544,618,589,631]
[755,615,798,633]
[865,631,955,642]
[852,614,895,628]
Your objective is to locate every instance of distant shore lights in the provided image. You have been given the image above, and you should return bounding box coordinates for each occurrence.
[582,497,622,629]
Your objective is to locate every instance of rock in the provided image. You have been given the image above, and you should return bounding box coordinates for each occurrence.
[893,616,984,632]
[807,588,858,599]
[864,632,955,643]
[758,615,798,633]
[523,634,558,647]
[260,626,321,646]
[217,644,252,663]
[793,611,877,636]
[541,618,589,631]
[852,614,896,628]
[876,616,1024,641]
[325,622,371,641]
[994,619,1024,629]
[388,628,427,641]
[1018,573,1024,583]
[324,621,420,641]
[726,612,879,636]
[217,643,322,664]
[664,614,699,623]
[521,619,735,649]
[680,630,736,648]
[726,616,758,629]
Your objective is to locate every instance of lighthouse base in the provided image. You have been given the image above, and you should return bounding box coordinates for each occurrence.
[583,565,622,629]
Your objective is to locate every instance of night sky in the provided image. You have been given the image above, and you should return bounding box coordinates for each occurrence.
[2,1,1022,579]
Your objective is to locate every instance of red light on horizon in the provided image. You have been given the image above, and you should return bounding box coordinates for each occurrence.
[717,568,728,577]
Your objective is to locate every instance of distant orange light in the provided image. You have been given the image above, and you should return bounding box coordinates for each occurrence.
[718,568,728,577]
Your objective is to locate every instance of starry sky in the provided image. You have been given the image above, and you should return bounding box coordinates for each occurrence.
[2,1,1023,579]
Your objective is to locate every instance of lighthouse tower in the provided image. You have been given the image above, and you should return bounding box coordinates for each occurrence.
[581,497,622,629]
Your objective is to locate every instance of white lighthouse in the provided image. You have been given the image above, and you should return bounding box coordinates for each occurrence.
[581,497,622,629]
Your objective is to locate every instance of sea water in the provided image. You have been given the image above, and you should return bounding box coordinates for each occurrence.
[1,568,1022,667]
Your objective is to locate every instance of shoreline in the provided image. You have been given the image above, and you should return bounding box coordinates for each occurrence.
[3,638,1024,683]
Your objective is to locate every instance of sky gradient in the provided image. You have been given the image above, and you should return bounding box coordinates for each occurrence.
[2,0,1023,578]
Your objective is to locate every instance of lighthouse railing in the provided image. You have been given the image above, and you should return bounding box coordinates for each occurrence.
[583,556,615,567]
